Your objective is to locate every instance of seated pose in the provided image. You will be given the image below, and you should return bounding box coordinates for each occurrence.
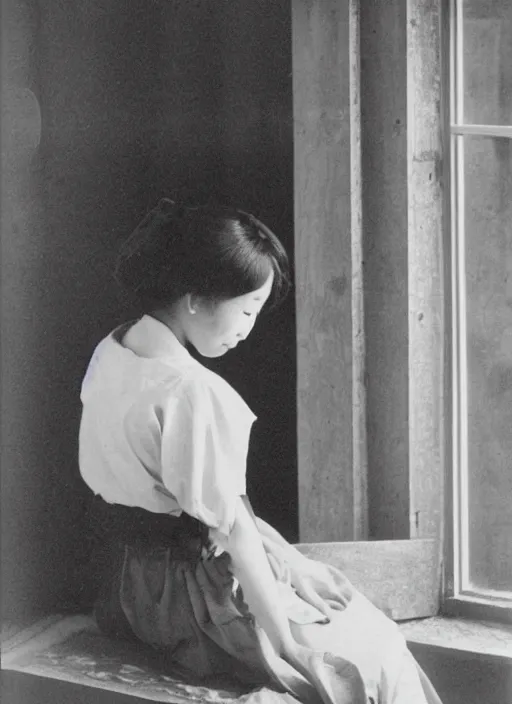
[79,199,442,704]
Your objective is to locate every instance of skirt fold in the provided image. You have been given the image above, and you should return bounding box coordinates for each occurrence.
[86,499,443,703]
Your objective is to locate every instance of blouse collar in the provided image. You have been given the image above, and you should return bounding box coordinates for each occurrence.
[115,314,191,362]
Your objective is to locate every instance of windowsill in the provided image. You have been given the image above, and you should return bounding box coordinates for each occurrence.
[398,615,512,665]
[3,611,512,704]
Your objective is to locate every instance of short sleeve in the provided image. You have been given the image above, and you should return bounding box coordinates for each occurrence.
[159,377,256,536]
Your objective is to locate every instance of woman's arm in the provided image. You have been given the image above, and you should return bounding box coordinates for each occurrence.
[255,516,307,565]
[241,496,306,566]
[217,497,297,658]
[218,498,362,704]
[218,499,355,703]
[242,498,352,616]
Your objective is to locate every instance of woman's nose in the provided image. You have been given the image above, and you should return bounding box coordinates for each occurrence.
[237,316,257,340]
[237,323,253,341]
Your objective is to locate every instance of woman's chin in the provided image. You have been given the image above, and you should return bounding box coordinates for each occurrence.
[196,346,231,359]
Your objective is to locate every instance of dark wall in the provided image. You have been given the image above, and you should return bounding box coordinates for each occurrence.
[1,0,295,623]
[410,644,512,704]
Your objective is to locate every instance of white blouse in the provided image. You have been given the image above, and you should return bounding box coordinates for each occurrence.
[79,315,257,536]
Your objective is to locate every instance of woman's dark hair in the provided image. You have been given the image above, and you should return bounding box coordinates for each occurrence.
[114,199,291,313]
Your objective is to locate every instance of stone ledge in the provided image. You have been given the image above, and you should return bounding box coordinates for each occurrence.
[398,616,512,663]
[1,615,290,703]
[4,612,511,704]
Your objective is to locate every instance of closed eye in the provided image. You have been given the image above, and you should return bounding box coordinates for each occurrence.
[243,311,253,317]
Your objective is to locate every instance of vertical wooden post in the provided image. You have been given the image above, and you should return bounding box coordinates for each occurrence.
[406,0,444,539]
[293,0,366,542]
[294,0,444,543]
[361,0,444,540]
[361,0,410,539]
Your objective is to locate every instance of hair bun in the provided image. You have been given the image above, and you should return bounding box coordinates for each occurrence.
[157,198,177,214]
[157,198,190,220]
[115,199,186,299]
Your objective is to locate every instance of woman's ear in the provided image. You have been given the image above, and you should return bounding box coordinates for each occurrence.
[187,293,215,315]
[186,293,198,315]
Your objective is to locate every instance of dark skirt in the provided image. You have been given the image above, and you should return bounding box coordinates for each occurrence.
[82,496,444,704]
[83,495,274,688]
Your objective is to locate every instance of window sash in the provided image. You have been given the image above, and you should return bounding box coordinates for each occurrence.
[451,124,512,138]
[445,0,512,621]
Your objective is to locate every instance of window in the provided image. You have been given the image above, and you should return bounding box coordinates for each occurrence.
[446,0,512,621]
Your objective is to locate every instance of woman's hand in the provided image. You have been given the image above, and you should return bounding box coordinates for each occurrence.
[288,557,353,620]
[264,540,352,622]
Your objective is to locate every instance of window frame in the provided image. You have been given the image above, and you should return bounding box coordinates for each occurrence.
[442,0,512,624]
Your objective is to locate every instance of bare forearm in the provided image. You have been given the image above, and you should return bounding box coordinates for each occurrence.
[254,516,306,566]
[240,496,304,562]
[222,499,295,656]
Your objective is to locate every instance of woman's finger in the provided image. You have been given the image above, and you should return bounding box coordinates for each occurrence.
[296,581,333,621]
[325,598,345,611]
[307,576,340,602]
[320,574,350,602]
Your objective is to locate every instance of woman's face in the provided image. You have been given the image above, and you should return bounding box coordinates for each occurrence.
[186,273,274,358]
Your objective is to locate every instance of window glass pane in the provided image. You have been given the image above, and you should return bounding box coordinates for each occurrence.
[464,134,512,593]
[462,0,512,126]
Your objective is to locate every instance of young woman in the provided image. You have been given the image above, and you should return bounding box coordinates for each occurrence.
[79,199,442,704]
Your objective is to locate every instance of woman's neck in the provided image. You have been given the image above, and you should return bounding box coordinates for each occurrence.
[148,306,187,348]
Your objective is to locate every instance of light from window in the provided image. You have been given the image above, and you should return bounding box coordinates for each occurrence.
[450,0,512,609]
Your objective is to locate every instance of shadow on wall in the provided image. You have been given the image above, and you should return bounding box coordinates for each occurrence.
[410,644,512,704]
[1,0,295,623]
